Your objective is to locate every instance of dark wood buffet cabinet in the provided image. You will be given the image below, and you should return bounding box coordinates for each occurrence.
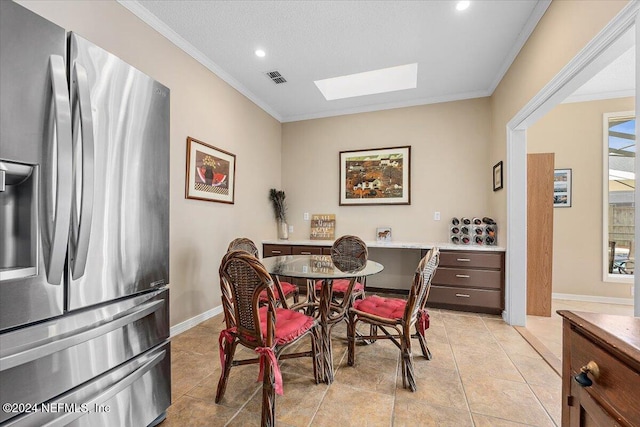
[558,311,640,427]
[263,242,505,314]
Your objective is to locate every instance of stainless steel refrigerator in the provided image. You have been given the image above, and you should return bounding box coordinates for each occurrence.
[0,1,171,426]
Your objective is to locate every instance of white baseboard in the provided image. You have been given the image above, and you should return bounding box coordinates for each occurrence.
[170,305,223,337]
[552,293,634,306]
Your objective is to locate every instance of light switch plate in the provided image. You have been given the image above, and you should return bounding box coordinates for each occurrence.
[434,211,441,221]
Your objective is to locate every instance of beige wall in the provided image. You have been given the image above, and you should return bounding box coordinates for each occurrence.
[281,98,493,288]
[528,98,634,299]
[19,0,283,326]
[282,98,492,242]
[490,1,629,230]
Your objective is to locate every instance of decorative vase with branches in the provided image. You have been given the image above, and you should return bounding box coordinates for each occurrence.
[269,189,288,240]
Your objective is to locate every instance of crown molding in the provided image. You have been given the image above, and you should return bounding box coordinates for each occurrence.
[117,0,283,122]
[562,89,636,104]
[281,89,490,122]
[486,0,552,95]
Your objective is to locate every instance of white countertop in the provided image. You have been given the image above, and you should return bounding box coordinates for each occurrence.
[262,239,505,252]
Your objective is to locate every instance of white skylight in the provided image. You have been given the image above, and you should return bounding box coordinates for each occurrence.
[314,63,418,101]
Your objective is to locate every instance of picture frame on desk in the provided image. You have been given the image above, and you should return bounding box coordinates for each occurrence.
[185,137,236,204]
[376,227,392,242]
[339,146,410,205]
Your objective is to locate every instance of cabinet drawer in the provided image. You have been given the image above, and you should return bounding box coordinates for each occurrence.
[433,267,502,290]
[428,285,502,309]
[291,245,323,255]
[263,244,292,257]
[569,330,640,424]
[439,251,503,269]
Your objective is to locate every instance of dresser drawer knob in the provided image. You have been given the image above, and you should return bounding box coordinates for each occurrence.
[455,274,470,278]
[574,361,600,387]
[456,258,471,262]
[455,293,470,298]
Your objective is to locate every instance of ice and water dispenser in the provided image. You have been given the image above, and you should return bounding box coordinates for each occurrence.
[0,160,38,281]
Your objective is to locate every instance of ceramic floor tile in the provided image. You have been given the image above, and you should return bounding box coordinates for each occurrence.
[163,395,238,427]
[530,382,562,426]
[508,353,561,387]
[171,349,219,400]
[472,413,538,426]
[310,382,394,427]
[201,364,262,409]
[334,348,399,395]
[462,375,555,426]
[168,307,565,427]
[395,365,468,410]
[393,401,474,427]
[453,346,525,383]
[243,372,329,427]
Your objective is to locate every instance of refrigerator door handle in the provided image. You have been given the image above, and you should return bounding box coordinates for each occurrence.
[42,55,73,286]
[69,62,94,279]
[39,349,166,427]
[0,299,164,371]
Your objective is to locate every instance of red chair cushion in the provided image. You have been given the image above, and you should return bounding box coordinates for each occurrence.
[314,278,364,294]
[353,295,406,320]
[258,306,315,345]
[259,281,297,302]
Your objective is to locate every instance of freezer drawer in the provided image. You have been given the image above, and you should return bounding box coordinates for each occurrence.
[0,289,169,424]
[1,341,171,427]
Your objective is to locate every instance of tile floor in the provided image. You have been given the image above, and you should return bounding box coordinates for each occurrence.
[165,306,562,426]
[525,299,635,363]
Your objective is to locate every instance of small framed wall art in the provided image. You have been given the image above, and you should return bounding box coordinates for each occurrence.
[553,168,572,207]
[493,161,503,191]
[339,146,411,206]
[185,137,236,204]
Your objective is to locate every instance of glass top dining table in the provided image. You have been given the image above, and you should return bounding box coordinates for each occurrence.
[261,254,384,280]
[261,254,384,384]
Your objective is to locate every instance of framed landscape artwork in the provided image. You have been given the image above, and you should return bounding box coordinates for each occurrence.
[554,168,572,207]
[339,146,411,205]
[185,137,236,204]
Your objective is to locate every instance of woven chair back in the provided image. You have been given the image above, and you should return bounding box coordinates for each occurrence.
[331,235,368,272]
[219,250,274,346]
[227,237,259,257]
[404,248,440,321]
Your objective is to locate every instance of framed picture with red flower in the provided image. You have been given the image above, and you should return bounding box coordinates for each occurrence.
[185,137,236,204]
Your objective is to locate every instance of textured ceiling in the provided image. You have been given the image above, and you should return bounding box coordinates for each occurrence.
[121,0,549,122]
[120,1,633,122]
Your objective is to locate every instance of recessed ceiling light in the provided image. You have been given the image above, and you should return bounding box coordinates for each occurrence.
[314,63,418,101]
[456,1,470,11]
[255,49,266,58]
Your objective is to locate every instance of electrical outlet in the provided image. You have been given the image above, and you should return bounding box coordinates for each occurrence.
[303,212,310,221]
[288,225,294,233]
[434,211,441,221]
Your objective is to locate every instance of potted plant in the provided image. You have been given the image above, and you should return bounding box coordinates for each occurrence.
[269,189,288,240]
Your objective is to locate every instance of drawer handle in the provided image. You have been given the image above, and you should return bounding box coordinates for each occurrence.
[574,361,600,387]
[300,251,311,255]
[455,274,470,278]
[455,293,470,298]
[272,250,282,254]
[457,258,471,262]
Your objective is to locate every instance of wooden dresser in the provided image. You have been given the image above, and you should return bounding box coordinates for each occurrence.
[427,250,504,314]
[558,311,640,427]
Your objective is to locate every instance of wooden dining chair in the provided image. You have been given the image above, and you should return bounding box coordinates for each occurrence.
[313,235,368,304]
[216,250,322,426]
[227,237,299,305]
[347,247,440,392]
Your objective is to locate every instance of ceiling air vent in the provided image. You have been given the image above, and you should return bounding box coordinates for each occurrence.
[265,70,287,84]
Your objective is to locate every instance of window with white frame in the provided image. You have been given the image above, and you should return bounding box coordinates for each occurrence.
[604,112,636,280]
